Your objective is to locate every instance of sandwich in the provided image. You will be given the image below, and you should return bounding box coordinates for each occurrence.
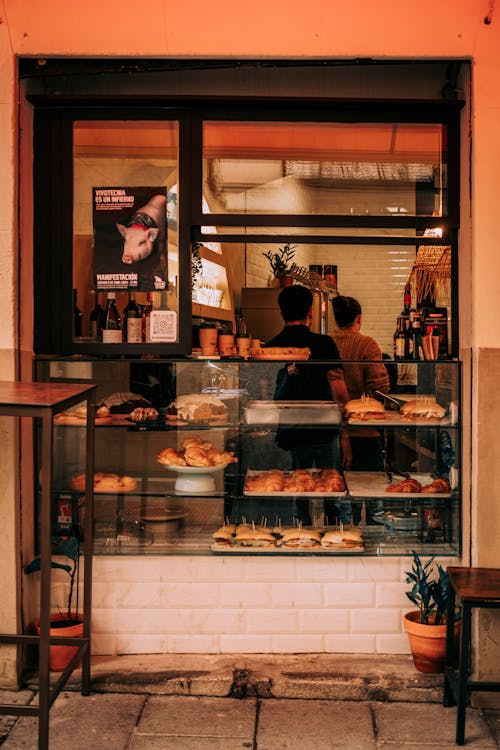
[320,529,363,548]
[233,529,276,548]
[344,394,386,421]
[276,528,322,548]
[399,398,446,420]
[212,524,236,545]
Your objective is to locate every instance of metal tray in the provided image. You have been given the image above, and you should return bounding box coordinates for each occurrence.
[244,400,342,425]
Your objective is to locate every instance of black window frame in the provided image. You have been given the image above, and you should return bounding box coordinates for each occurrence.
[30,96,462,357]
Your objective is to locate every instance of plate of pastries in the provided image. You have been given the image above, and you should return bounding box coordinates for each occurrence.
[70,473,138,493]
[157,434,237,470]
[243,468,346,496]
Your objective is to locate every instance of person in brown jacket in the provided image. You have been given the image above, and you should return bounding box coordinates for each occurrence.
[330,295,391,524]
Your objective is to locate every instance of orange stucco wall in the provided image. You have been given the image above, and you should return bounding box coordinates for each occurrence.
[0,0,499,688]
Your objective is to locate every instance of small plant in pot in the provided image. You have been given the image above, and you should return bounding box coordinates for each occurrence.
[262,243,297,287]
[403,551,460,674]
[25,534,83,672]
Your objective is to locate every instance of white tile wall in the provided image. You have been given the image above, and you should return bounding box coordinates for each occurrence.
[85,555,458,656]
[246,244,415,353]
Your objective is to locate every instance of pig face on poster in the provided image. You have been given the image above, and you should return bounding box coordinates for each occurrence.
[116,194,167,265]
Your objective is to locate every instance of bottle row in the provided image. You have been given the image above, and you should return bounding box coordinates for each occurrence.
[74,290,176,344]
[392,283,448,361]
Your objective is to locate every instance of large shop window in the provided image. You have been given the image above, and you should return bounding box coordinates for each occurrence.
[31,99,460,358]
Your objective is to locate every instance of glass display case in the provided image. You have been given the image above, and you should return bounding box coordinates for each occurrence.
[35,356,461,557]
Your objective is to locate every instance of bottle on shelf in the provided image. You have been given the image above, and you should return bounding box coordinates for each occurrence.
[73,289,83,338]
[410,313,425,360]
[90,293,103,341]
[143,292,154,343]
[123,293,142,343]
[394,316,407,360]
[102,292,122,343]
[403,282,412,316]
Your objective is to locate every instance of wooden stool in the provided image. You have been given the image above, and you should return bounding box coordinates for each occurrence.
[443,567,500,745]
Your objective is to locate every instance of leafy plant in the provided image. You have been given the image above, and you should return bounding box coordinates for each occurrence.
[405,551,450,625]
[25,535,81,626]
[262,243,297,278]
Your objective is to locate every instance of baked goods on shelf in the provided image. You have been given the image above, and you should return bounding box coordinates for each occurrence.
[243,468,345,494]
[55,403,111,425]
[102,392,152,417]
[251,346,311,360]
[276,528,322,548]
[211,522,364,551]
[129,406,159,422]
[166,394,228,424]
[70,473,138,493]
[399,398,446,420]
[386,476,450,493]
[157,433,237,468]
[421,477,451,493]
[344,394,386,421]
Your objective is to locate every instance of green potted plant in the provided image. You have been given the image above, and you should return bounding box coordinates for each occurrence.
[262,243,297,287]
[403,551,460,674]
[25,535,83,672]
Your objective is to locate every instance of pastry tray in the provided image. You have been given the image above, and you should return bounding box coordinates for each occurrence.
[244,401,342,425]
[243,468,346,497]
[344,472,452,498]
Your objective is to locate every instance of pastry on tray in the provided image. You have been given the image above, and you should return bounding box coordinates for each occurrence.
[70,472,138,493]
[157,433,237,468]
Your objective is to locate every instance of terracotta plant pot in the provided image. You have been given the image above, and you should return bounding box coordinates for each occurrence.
[279,274,294,288]
[34,613,84,672]
[403,610,460,674]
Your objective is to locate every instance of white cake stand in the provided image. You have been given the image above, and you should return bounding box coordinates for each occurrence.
[164,463,228,493]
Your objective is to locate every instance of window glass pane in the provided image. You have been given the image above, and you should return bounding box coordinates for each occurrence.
[73,120,179,343]
[203,121,446,218]
[238,240,451,357]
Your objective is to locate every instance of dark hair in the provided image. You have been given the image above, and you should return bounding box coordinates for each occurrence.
[278,284,313,322]
[332,295,362,328]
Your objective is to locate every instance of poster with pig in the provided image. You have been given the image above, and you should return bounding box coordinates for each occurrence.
[93,186,168,292]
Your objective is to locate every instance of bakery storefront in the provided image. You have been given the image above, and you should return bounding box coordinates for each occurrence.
[20,59,467,657]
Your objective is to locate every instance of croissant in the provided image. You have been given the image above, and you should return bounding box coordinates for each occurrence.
[181,435,204,450]
[323,476,345,492]
[184,446,212,467]
[157,447,187,466]
[422,478,451,493]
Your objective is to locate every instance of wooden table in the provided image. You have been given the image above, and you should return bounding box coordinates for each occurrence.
[444,567,500,745]
[0,381,96,750]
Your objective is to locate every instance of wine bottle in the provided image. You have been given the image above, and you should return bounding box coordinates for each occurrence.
[102,292,122,343]
[123,293,142,343]
[90,293,103,341]
[73,289,83,338]
[403,283,412,315]
[411,314,424,360]
[143,292,154,343]
[394,317,407,360]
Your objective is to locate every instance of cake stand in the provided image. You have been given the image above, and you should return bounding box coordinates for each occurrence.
[164,463,228,493]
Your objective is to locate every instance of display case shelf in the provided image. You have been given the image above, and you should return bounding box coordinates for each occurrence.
[36,356,462,557]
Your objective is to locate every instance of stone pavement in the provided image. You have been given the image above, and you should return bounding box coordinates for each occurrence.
[0,655,499,748]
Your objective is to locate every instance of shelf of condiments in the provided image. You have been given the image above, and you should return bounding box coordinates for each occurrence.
[74,290,177,344]
[393,284,448,361]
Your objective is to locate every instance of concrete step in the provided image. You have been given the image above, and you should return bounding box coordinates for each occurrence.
[25,653,444,703]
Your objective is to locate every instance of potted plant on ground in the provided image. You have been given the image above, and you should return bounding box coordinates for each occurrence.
[403,551,460,674]
[25,534,83,672]
[262,243,297,287]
